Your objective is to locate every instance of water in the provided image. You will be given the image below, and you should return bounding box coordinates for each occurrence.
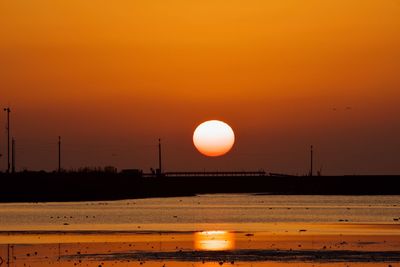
[1,194,400,266]
[0,194,399,231]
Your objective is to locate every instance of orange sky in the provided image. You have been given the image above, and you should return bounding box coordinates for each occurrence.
[0,0,399,174]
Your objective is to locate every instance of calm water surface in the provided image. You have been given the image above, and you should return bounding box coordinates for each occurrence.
[0,194,399,231]
[1,194,400,266]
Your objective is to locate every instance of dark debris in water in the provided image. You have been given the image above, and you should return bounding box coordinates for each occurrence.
[62,249,400,263]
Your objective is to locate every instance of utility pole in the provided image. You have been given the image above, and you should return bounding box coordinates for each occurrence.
[58,136,61,172]
[3,107,10,173]
[158,138,162,175]
[11,138,15,173]
[310,145,313,177]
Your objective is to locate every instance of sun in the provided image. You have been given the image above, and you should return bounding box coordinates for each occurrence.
[193,120,235,157]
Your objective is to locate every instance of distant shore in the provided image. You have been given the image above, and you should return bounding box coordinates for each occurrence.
[1,172,400,202]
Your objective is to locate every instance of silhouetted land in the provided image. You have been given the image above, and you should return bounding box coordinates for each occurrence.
[0,171,399,202]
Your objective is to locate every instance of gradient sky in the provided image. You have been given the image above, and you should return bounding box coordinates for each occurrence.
[0,0,399,175]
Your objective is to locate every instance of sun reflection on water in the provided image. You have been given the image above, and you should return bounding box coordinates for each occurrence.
[194,230,235,251]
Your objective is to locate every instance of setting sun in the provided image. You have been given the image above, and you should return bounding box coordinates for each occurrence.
[193,120,235,157]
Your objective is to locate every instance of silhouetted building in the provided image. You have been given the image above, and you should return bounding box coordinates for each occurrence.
[104,166,117,173]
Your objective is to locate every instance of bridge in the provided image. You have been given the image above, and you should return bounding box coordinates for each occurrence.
[163,171,266,177]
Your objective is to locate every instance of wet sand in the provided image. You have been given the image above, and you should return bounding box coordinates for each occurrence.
[1,223,399,267]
